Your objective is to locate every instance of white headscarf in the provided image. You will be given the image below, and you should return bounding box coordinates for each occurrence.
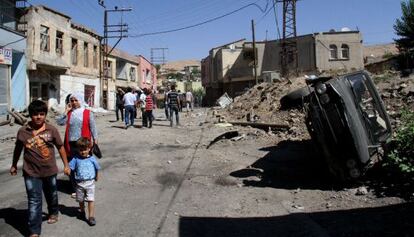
[69,92,86,120]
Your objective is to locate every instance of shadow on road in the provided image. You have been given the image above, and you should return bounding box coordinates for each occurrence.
[230,140,340,190]
[0,208,28,236]
[178,202,414,237]
[58,204,80,218]
[57,178,73,195]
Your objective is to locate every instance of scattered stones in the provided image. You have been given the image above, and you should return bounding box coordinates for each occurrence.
[356,186,369,196]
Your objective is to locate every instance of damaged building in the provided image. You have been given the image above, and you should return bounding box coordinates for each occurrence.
[20,5,101,107]
[202,30,364,105]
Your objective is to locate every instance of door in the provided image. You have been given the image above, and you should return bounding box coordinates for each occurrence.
[84,85,95,107]
[0,65,10,115]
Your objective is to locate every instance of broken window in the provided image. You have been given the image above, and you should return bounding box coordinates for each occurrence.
[71,38,78,65]
[55,31,63,56]
[341,44,349,60]
[130,67,136,81]
[83,42,89,67]
[329,44,338,60]
[40,25,50,51]
[93,45,98,69]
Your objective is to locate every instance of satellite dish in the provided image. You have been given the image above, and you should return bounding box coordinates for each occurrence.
[341,27,351,32]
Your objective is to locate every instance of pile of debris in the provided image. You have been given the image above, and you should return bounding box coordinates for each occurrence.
[375,73,414,130]
[215,77,310,141]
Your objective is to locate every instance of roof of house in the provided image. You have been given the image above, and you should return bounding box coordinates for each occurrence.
[105,45,140,63]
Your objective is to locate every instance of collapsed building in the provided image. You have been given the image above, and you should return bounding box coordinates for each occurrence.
[202,30,364,105]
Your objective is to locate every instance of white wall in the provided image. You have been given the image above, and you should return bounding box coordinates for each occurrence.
[60,75,101,108]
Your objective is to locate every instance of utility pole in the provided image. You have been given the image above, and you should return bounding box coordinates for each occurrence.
[150,48,168,65]
[150,48,167,92]
[276,0,298,79]
[98,1,131,109]
[251,20,257,85]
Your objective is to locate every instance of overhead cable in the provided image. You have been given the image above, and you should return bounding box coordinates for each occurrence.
[129,0,268,38]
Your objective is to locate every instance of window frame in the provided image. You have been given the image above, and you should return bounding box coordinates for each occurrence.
[71,38,78,65]
[329,44,338,60]
[83,42,89,68]
[55,31,64,56]
[40,25,50,52]
[341,44,350,60]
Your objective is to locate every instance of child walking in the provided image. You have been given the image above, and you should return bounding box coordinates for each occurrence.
[10,100,70,237]
[69,137,101,226]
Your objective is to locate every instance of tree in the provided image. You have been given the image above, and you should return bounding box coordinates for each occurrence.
[394,0,414,52]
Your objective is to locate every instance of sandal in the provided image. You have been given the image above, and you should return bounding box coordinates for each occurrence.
[47,215,58,224]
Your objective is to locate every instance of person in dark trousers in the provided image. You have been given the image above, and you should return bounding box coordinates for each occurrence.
[144,89,154,128]
[115,88,124,121]
[164,86,170,120]
[122,87,137,129]
[10,100,70,237]
[167,85,181,127]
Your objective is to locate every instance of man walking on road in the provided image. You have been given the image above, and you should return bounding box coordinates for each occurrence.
[115,88,124,121]
[185,91,194,112]
[123,87,137,129]
[167,84,181,127]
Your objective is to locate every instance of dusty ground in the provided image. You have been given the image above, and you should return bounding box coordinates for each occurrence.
[0,107,413,237]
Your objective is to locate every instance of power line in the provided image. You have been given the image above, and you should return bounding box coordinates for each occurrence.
[129,0,268,38]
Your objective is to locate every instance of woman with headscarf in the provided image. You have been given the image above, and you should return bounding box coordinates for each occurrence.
[57,92,98,196]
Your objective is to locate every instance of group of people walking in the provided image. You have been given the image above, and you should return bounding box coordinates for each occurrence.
[116,87,155,129]
[10,92,101,237]
[116,84,194,128]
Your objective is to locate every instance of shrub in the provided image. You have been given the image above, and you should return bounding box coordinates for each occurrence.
[384,110,414,174]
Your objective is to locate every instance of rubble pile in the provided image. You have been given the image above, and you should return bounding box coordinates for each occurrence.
[218,77,310,140]
[375,73,414,130]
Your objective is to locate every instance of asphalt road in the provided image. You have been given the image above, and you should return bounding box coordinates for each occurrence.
[0,108,413,237]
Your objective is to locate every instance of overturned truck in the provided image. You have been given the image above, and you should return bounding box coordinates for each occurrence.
[302,71,392,180]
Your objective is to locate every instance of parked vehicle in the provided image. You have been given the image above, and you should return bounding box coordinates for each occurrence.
[303,71,392,180]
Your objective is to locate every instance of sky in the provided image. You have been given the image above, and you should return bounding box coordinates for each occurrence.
[28,0,402,62]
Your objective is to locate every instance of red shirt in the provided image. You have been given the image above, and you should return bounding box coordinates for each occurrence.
[145,94,153,111]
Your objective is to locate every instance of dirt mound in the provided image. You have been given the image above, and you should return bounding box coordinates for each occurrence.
[219,77,309,140]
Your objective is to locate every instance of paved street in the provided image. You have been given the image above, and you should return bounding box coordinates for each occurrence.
[0,108,413,237]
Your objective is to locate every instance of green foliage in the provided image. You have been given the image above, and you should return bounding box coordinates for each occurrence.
[166,73,184,80]
[384,110,414,174]
[373,74,391,83]
[382,52,395,59]
[193,87,206,98]
[393,0,414,52]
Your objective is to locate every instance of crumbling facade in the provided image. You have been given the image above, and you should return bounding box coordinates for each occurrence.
[202,31,364,103]
[21,5,101,107]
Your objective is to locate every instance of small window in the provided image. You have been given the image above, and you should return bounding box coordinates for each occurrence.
[104,60,112,78]
[71,38,78,65]
[40,25,50,51]
[83,42,89,67]
[55,31,64,56]
[130,67,136,81]
[329,44,338,59]
[341,44,349,59]
[93,45,98,68]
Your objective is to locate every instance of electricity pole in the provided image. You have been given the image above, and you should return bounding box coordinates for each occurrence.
[276,0,298,79]
[98,1,132,109]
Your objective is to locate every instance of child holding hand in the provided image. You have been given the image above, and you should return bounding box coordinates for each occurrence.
[69,137,101,226]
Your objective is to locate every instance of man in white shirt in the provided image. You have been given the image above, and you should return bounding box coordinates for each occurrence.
[185,91,194,112]
[122,87,137,129]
